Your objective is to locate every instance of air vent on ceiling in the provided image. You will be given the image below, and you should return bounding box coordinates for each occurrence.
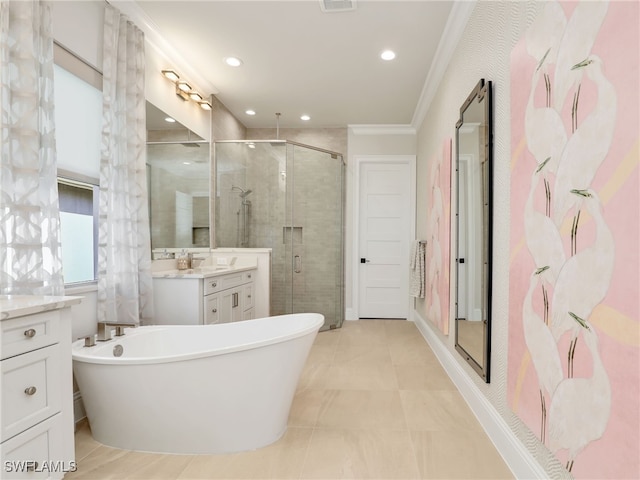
[319,0,356,13]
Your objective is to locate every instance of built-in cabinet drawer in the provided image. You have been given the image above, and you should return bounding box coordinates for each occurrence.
[1,344,61,443]
[1,311,60,360]
[243,282,255,311]
[0,413,71,479]
[204,272,246,296]
[204,295,220,325]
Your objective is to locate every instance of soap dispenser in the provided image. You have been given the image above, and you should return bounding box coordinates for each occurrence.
[176,249,190,270]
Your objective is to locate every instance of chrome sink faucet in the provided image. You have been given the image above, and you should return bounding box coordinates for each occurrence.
[97,322,137,341]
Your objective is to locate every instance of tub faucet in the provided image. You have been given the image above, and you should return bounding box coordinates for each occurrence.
[97,322,137,342]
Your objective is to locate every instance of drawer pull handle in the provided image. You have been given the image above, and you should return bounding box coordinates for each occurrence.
[247,294,252,298]
[248,274,252,278]
[212,308,217,313]
[24,386,37,396]
[24,328,37,338]
[211,282,217,288]
[26,462,39,472]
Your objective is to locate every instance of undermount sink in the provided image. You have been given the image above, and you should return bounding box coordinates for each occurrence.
[195,266,231,272]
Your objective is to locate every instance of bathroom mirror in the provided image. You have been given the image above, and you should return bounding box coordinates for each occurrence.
[454,79,493,382]
[146,102,211,250]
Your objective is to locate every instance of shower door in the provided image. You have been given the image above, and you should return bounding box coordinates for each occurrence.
[283,143,344,330]
[214,140,344,331]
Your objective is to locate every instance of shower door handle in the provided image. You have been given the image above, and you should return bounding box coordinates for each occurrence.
[294,255,302,273]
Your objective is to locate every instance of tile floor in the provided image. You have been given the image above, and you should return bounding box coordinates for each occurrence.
[67,319,513,479]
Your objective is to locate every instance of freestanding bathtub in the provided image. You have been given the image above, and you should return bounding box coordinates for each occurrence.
[71,313,323,454]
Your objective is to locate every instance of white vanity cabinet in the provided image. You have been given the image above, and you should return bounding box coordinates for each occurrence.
[203,270,255,324]
[0,295,81,479]
[153,269,256,325]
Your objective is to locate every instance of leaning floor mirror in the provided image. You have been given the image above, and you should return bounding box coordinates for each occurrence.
[454,78,493,382]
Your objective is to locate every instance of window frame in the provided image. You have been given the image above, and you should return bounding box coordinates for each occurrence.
[57,170,99,287]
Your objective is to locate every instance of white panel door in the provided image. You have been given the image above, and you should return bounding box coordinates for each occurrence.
[358,161,412,318]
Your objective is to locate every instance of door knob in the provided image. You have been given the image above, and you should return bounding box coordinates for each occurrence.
[360,258,370,263]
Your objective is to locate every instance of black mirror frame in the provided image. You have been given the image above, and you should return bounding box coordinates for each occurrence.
[454,78,493,383]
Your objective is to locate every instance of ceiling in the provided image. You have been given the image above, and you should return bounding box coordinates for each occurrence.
[131,1,462,130]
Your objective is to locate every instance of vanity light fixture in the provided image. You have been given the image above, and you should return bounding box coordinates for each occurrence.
[176,81,191,93]
[161,68,211,111]
[161,69,179,82]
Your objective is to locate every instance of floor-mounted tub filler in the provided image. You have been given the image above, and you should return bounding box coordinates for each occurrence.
[72,313,324,454]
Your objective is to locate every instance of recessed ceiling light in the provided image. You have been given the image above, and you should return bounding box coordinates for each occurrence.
[246,110,256,116]
[300,115,311,121]
[380,50,396,61]
[224,57,243,67]
[164,117,176,123]
[183,162,191,165]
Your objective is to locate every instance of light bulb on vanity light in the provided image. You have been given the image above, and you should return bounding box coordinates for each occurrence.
[161,69,179,82]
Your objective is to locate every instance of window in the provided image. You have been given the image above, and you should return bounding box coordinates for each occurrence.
[53,45,102,286]
[58,177,99,284]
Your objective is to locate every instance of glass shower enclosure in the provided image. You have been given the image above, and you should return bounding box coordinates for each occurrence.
[214,140,344,331]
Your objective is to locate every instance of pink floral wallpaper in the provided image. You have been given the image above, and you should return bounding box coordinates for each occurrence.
[508,1,639,478]
[426,138,451,335]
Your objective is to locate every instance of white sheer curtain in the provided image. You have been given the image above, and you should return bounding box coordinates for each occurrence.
[98,5,153,324]
[0,0,64,296]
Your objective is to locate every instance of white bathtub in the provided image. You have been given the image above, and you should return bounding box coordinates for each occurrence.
[71,313,323,454]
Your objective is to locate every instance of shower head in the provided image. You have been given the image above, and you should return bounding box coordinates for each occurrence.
[232,186,253,198]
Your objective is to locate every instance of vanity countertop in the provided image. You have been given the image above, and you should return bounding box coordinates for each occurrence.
[151,264,256,279]
[0,295,82,320]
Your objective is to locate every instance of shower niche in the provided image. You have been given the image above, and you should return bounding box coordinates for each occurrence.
[214,140,345,331]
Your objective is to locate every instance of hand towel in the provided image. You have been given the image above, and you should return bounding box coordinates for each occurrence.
[409,241,426,298]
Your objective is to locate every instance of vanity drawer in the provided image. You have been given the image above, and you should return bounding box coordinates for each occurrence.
[0,413,67,479]
[0,311,60,360]
[1,345,61,442]
[243,283,255,310]
[204,272,246,295]
[204,295,220,325]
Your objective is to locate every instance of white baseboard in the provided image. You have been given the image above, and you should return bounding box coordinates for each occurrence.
[413,310,548,480]
[345,307,358,321]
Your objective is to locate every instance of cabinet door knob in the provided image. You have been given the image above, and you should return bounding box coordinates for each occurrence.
[211,282,217,288]
[248,274,252,278]
[212,308,217,313]
[24,386,37,396]
[24,328,36,338]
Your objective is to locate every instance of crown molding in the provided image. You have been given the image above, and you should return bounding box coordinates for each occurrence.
[411,0,476,129]
[109,0,219,96]
[348,124,416,136]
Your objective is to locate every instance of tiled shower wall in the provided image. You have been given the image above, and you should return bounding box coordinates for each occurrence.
[216,140,344,328]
